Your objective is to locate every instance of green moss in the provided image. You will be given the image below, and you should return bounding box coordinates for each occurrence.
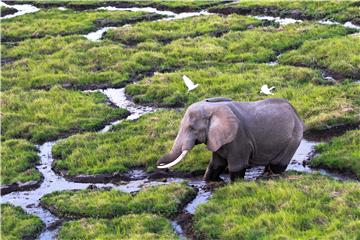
[52,110,210,175]
[1,8,161,41]
[105,14,263,45]
[1,204,45,240]
[279,34,360,79]
[1,35,165,90]
[194,173,360,240]
[41,183,196,218]
[311,130,360,178]
[1,86,129,143]
[211,0,360,23]
[1,139,41,185]
[58,214,178,240]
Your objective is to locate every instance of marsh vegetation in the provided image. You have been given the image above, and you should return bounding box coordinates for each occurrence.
[1,1,359,239]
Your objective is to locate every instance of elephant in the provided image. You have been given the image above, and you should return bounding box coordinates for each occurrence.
[157,97,304,181]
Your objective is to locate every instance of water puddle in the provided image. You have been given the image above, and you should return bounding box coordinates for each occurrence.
[253,15,302,25]
[84,26,116,41]
[85,88,156,131]
[0,2,39,19]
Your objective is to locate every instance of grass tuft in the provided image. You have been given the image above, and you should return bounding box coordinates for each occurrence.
[1,139,41,185]
[1,86,129,143]
[58,213,178,240]
[194,173,360,239]
[1,204,45,240]
[311,130,360,178]
[279,34,360,79]
[41,182,196,218]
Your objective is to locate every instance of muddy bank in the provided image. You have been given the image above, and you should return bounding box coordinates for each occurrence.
[209,5,360,26]
[1,5,18,16]
[5,0,231,14]
[210,6,312,20]
[290,62,359,81]
[1,177,43,196]
[304,123,359,142]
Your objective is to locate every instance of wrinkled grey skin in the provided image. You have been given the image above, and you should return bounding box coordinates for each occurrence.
[157,97,304,181]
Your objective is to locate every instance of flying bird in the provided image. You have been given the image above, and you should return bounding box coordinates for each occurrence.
[183,75,199,91]
[260,84,275,95]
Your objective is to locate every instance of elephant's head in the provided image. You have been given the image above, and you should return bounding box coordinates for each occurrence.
[157,98,239,168]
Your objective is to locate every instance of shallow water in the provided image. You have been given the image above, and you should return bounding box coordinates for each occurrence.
[253,15,302,25]
[0,2,39,19]
[83,26,116,41]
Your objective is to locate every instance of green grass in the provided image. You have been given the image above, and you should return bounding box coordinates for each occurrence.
[1,139,41,185]
[1,8,161,41]
[1,204,45,240]
[126,63,323,107]
[210,0,360,23]
[194,173,360,240]
[17,0,227,12]
[279,34,360,79]
[2,23,352,91]
[1,35,165,90]
[311,130,360,178]
[52,110,210,175]
[58,214,178,240]
[105,14,263,45]
[126,63,360,130]
[1,86,129,143]
[41,182,196,218]
[155,22,354,69]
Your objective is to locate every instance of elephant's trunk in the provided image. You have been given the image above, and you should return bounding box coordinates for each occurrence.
[157,128,195,169]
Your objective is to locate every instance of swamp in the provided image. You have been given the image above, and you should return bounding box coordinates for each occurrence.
[0,0,359,239]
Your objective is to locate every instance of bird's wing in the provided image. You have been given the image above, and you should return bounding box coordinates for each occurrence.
[260,84,268,92]
[183,75,194,88]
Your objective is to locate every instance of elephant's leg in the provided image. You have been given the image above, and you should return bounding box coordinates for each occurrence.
[267,138,301,174]
[229,169,246,182]
[204,152,227,182]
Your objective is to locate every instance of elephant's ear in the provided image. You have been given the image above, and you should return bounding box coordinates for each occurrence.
[207,106,239,152]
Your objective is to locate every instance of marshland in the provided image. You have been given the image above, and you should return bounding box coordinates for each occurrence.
[0,1,359,239]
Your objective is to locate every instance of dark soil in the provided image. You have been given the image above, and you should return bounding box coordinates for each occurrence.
[304,123,359,142]
[0,177,43,195]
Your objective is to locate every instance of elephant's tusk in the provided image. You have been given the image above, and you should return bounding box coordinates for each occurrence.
[157,150,188,169]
